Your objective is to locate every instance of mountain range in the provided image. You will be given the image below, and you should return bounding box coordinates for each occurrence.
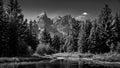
[31,12,86,38]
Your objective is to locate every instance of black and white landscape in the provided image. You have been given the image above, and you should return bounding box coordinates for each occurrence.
[0,0,120,68]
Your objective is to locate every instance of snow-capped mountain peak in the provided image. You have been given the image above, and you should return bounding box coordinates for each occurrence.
[75,15,85,21]
[37,12,47,19]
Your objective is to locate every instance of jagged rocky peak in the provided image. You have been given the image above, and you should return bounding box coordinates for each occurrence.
[37,12,47,19]
[52,15,73,24]
[52,16,62,23]
[60,15,73,25]
[37,12,53,23]
[37,12,53,29]
[61,15,72,20]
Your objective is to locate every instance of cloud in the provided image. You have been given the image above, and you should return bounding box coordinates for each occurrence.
[83,12,88,15]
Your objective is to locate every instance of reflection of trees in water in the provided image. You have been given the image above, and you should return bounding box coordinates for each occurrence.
[15,60,118,68]
[18,64,36,68]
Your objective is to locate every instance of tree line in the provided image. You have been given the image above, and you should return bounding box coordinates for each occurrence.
[0,0,120,57]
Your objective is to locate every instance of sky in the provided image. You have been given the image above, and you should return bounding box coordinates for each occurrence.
[5,0,120,20]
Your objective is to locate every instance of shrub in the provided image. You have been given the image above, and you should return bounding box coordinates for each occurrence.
[35,43,55,55]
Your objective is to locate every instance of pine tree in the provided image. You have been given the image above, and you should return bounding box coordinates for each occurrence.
[0,0,3,18]
[98,4,113,53]
[27,20,40,53]
[0,0,10,57]
[77,26,86,53]
[7,0,30,56]
[41,28,52,45]
[51,35,61,52]
[77,20,92,53]
[7,0,18,56]
[88,19,101,53]
[63,34,74,52]
[111,12,120,52]
[71,19,81,52]
[59,37,66,52]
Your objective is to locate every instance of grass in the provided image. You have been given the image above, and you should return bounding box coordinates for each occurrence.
[0,56,51,64]
[93,52,120,62]
[52,52,120,63]
[52,52,93,58]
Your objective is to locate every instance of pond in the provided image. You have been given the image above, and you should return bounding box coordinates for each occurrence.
[0,59,120,68]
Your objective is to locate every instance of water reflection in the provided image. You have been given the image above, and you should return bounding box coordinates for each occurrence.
[18,64,36,68]
[1,60,120,68]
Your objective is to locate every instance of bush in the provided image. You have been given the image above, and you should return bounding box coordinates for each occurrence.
[17,40,32,57]
[35,43,55,55]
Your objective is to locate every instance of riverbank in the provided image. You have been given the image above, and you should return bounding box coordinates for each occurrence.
[52,52,120,61]
[51,52,120,66]
[0,56,51,64]
[1,52,120,66]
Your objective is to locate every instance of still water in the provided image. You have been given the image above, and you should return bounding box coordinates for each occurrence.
[0,60,120,68]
